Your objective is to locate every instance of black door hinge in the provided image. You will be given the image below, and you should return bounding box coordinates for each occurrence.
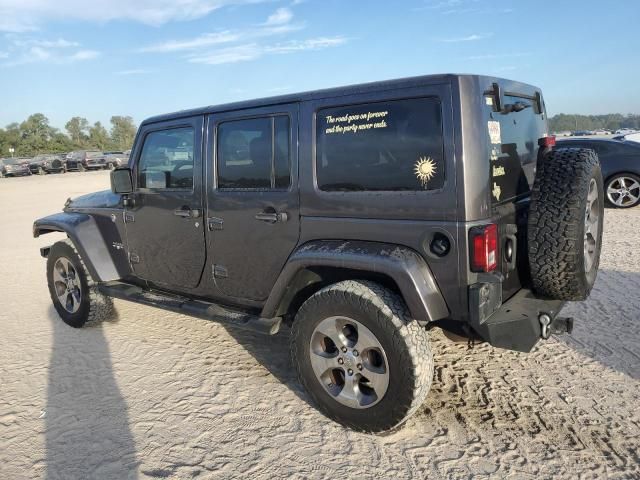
[213,264,228,278]
[124,212,135,223]
[129,252,140,264]
[208,217,223,231]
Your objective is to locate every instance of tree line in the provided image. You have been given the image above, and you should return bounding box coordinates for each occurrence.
[549,113,640,132]
[3,111,639,158]
[0,113,137,158]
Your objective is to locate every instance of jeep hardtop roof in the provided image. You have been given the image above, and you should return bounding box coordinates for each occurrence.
[142,73,541,126]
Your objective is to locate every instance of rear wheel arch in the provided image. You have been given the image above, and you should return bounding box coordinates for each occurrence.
[261,240,449,324]
[271,266,404,323]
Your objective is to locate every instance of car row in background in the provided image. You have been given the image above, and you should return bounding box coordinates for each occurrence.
[558,136,640,208]
[554,128,638,137]
[0,150,130,178]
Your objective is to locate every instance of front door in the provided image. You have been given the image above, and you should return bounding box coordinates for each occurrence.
[207,104,300,302]
[125,116,206,289]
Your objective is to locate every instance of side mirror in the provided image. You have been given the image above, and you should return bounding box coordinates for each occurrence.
[111,167,133,194]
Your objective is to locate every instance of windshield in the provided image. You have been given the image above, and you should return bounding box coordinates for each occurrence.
[3,158,19,165]
[86,151,102,158]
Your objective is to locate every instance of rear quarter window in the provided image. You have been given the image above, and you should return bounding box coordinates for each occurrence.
[316,97,445,192]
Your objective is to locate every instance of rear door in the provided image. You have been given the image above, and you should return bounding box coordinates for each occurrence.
[206,104,299,302]
[125,116,206,289]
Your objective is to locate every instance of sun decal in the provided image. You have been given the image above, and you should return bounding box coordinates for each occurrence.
[414,156,437,187]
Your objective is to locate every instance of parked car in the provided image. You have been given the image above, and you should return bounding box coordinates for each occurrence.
[558,137,640,208]
[101,151,129,169]
[29,154,66,175]
[35,74,603,432]
[65,151,105,171]
[0,157,31,177]
[572,130,593,136]
[615,128,637,135]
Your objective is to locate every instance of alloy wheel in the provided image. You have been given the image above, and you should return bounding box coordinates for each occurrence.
[52,257,82,313]
[584,178,600,272]
[607,176,640,207]
[309,316,389,409]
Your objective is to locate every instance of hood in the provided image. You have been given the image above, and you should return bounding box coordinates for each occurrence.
[65,190,121,210]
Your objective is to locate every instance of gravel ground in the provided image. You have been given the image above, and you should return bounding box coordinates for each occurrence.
[0,171,638,479]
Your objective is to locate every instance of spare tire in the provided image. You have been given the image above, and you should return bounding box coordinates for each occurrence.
[528,148,604,301]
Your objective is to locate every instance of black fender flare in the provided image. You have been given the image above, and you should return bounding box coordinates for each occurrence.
[33,212,121,282]
[261,240,449,323]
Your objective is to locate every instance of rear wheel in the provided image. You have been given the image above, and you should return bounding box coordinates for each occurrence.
[47,239,115,328]
[291,280,433,432]
[605,173,640,208]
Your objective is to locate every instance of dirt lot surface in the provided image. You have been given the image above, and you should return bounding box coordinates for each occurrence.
[1,171,639,479]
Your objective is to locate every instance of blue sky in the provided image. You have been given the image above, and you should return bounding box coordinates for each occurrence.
[1,0,638,129]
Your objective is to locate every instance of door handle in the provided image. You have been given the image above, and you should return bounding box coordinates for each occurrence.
[255,211,288,223]
[174,207,201,218]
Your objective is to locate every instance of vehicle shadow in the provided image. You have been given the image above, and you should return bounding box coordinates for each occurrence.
[222,325,317,409]
[556,268,640,380]
[45,306,138,480]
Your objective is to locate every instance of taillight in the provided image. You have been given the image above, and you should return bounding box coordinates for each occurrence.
[538,135,556,148]
[470,224,498,272]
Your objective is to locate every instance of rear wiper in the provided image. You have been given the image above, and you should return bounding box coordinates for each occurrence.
[502,101,531,114]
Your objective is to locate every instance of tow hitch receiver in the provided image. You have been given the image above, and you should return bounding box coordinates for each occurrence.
[539,314,574,339]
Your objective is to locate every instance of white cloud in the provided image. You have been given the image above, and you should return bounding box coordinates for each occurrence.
[0,0,268,31]
[267,37,348,53]
[188,44,261,64]
[141,31,242,53]
[1,37,99,66]
[141,8,304,53]
[188,36,348,65]
[11,37,80,48]
[438,33,492,42]
[264,7,293,26]
[69,50,99,61]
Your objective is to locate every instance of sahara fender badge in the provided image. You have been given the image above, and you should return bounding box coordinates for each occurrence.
[488,120,501,144]
[414,156,437,187]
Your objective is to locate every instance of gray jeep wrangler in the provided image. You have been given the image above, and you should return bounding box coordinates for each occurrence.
[34,74,604,432]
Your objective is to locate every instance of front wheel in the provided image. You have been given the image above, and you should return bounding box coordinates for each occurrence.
[47,239,115,327]
[291,280,433,432]
[605,173,640,208]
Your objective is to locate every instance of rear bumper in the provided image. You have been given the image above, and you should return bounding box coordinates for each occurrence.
[469,281,565,352]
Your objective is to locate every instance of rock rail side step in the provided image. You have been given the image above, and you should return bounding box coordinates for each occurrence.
[98,281,281,335]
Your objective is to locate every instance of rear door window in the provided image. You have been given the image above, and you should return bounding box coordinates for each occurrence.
[316,97,445,191]
[216,115,291,190]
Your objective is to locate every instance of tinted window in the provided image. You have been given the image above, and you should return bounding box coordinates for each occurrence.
[138,127,195,189]
[316,98,445,191]
[217,116,290,189]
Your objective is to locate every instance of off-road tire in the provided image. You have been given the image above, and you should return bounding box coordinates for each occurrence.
[528,147,604,300]
[47,238,115,328]
[291,280,433,432]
